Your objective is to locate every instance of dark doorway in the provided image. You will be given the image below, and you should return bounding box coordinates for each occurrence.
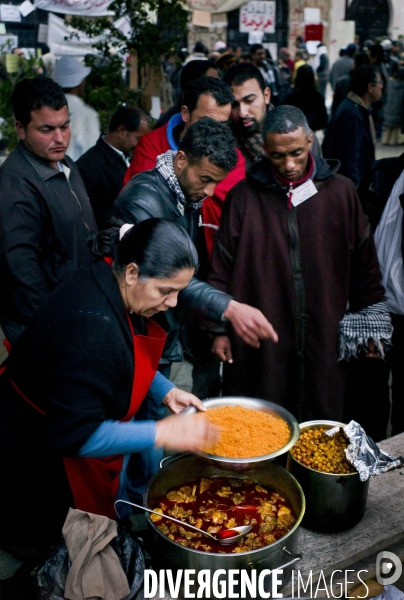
[345,0,390,45]
[226,0,289,55]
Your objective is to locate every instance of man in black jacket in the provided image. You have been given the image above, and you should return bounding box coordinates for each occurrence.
[114,118,277,501]
[0,78,97,344]
[77,106,149,229]
[322,65,383,205]
[350,153,404,438]
[114,117,276,361]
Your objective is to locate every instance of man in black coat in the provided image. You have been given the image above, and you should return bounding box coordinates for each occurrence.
[77,106,150,229]
[358,153,404,438]
[0,78,97,344]
[322,65,383,205]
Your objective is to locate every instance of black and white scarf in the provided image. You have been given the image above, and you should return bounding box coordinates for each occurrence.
[156,150,204,216]
[338,301,393,360]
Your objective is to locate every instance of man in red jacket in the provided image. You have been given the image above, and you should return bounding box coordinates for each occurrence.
[123,77,246,258]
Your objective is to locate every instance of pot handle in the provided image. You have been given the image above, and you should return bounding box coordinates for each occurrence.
[159,453,189,469]
[248,547,302,571]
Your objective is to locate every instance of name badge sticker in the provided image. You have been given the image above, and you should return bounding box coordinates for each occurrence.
[291,179,318,207]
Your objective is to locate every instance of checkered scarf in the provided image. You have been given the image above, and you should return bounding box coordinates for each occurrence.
[338,301,393,360]
[243,131,266,163]
[156,150,204,216]
[241,102,275,163]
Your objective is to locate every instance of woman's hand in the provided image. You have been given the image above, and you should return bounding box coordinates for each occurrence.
[155,414,219,452]
[162,388,206,414]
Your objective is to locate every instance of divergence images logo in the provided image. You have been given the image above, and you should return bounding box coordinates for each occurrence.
[376,551,402,586]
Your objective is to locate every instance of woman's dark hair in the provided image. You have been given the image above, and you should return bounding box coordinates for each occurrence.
[294,64,316,91]
[11,77,67,127]
[89,218,199,278]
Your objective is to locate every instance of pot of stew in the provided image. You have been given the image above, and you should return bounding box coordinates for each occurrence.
[143,454,305,597]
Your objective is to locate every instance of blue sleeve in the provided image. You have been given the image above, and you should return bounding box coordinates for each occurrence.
[78,419,156,458]
[148,370,175,406]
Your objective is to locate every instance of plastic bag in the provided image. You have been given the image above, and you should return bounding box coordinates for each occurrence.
[35,524,148,600]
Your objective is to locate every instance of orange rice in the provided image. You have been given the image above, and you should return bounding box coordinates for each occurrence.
[197,405,290,458]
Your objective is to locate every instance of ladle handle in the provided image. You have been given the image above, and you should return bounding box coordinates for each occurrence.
[159,453,188,469]
[114,499,215,540]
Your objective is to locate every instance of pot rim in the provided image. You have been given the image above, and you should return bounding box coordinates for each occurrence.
[182,396,300,465]
[289,419,359,478]
[144,460,306,557]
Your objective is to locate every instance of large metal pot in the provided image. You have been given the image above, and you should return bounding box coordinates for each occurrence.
[183,396,300,470]
[144,454,305,598]
[286,420,369,533]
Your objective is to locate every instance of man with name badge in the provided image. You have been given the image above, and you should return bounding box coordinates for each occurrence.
[208,105,391,422]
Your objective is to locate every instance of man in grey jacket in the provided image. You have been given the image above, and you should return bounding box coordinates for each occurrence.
[0,78,97,344]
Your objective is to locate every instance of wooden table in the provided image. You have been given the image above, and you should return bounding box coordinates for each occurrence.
[282,432,404,597]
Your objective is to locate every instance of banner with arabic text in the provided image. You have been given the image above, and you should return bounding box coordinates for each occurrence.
[239,0,275,33]
[34,0,113,16]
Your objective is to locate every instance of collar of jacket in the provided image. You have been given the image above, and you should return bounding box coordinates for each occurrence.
[97,136,128,166]
[347,91,371,112]
[18,140,69,181]
[247,152,341,190]
[166,113,184,151]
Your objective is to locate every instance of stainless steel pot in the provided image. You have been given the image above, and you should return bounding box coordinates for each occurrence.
[286,420,369,533]
[183,396,300,470]
[144,454,305,597]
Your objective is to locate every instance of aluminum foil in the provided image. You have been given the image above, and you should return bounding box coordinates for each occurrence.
[325,420,404,481]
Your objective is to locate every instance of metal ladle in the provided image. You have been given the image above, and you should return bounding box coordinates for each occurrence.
[115,499,252,545]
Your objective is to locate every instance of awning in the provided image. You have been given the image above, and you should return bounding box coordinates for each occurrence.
[186,0,247,13]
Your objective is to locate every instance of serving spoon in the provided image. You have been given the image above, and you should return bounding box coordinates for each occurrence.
[115,499,252,545]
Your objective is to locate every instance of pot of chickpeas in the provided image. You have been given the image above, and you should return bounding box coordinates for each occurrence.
[286,420,369,532]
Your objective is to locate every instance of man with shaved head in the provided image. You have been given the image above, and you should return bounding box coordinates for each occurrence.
[208,105,391,425]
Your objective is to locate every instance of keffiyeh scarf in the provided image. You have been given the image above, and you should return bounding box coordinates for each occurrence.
[156,150,204,216]
[338,301,393,360]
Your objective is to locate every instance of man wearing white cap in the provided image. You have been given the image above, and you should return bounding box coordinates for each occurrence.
[53,56,101,161]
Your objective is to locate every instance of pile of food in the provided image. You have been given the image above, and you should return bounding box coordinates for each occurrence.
[150,477,296,554]
[197,405,290,458]
[290,427,356,474]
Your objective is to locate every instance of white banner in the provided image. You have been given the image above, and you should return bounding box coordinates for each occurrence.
[239,0,276,33]
[47,12,105,56]
[34,0,113,16]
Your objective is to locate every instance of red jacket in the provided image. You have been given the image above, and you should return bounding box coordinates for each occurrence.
[122,118,246,259]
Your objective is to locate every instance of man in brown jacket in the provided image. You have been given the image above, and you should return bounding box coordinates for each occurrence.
[208,105,391,422]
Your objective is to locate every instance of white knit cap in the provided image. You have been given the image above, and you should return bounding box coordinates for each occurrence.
[53,56,91,88]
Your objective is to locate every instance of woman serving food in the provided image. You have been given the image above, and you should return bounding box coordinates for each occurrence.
[0,219,217,555]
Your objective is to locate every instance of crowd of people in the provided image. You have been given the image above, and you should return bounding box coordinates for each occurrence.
[0,34,404,567]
